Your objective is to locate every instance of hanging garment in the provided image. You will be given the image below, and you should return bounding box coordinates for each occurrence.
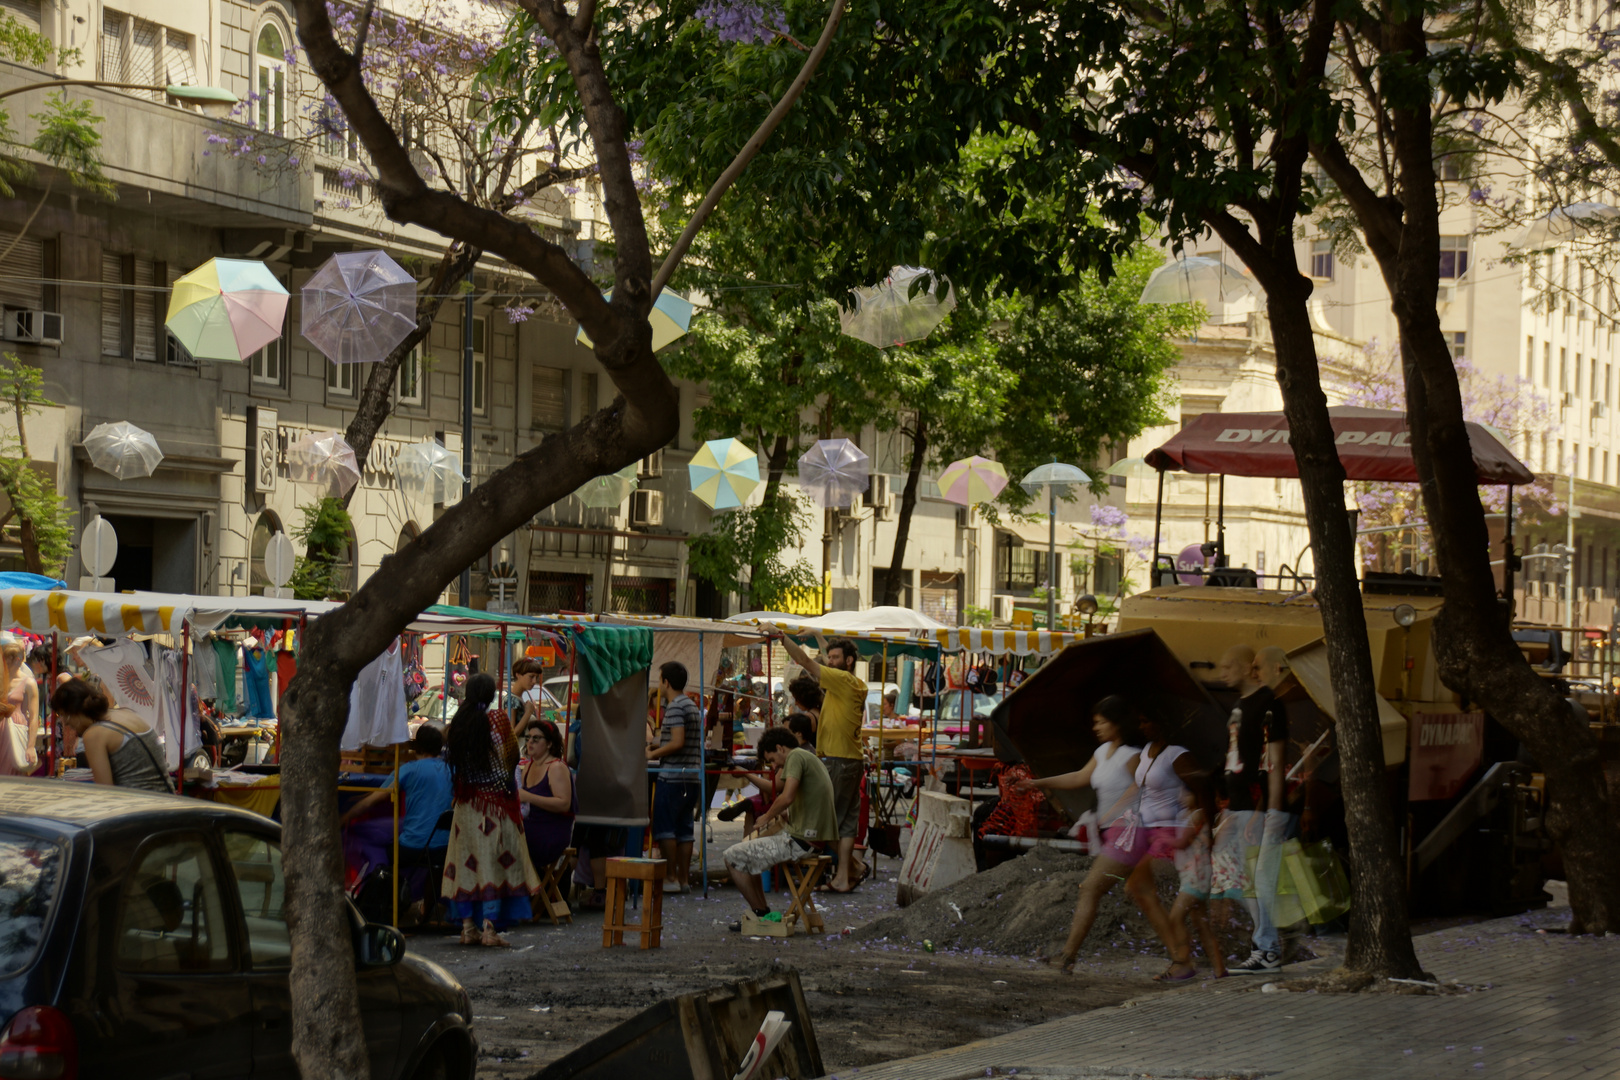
[191,640,219,703]
[156,648,201,771]
[275,650,297,698]
[212,638,239,714]
[80,641,161,725]
[342,638,408,750]
[242,645,275,720]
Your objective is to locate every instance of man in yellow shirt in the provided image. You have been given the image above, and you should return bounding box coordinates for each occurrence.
[764,626,869,892]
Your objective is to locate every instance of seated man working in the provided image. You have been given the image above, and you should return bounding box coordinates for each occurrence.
[723,726,837,931]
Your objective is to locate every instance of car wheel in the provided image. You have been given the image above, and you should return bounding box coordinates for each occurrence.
[411,1043,450,1080]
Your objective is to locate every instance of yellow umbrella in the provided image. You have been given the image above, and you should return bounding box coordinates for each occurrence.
[689,438,760,509]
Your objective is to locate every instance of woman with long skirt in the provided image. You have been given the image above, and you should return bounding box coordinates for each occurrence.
[441,673,541,946]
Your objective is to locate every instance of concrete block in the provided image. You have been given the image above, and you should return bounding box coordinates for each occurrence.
[896,790,976,907]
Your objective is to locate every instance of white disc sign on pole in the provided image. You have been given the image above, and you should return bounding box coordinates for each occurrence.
[264,532,295,599]
[79,516,118,592]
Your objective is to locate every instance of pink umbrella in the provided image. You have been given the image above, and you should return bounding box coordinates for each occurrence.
[938,456,1009,506]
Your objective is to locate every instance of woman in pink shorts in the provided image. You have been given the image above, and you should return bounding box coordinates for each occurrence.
[1128,714,1217,981]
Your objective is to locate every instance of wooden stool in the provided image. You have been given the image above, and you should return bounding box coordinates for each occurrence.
[536,848,574,926]
[740,855,830,938]
[602,857,666,949]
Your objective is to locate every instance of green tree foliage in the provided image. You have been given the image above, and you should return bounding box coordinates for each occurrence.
[0,355,71,577]
[0,17,114,203]
[686,491,821,610]
[291,498,356,600]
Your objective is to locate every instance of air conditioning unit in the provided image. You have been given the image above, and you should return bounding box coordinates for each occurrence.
[955,505,977,530]
[3,309,62,346]
[1595,401,1609,419]
[638,449,664,479]
[1435,284,1456,308]
[629,488,664,528]
[873,495,893,521]
[863,473,890,509]
[992,594,1014,623]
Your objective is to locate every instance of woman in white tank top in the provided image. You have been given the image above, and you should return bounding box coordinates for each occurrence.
[1132,716,1217,981]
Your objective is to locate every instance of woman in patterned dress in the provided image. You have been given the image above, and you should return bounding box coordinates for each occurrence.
[440,673,541,946]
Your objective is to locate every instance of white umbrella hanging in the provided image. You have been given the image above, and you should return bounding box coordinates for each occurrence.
[287,430,362,497]
[1139,255,1253,305]
[395,439,465,500]
[797,438,870,508]
[839,266,957,348]
[82,421,163,480]
[301,250,420,365]
[574,463,638,508]
[1510,202,1620,251]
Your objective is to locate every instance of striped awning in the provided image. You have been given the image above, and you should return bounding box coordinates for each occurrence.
[735,617,1080,656]
[1,590,192,636]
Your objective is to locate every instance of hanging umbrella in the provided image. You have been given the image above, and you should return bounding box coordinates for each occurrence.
[287,430,361,497]
[1104,456,1163,481]
[938,455,1009,506]
[1510,202,1620,250]
[575,291,695,353]
[689,438,761,510]
[839,266,956,348]
[82,421,163,481]
[301,249,419,365]
[1139,256,1253,305]
[575,463,638,508]
[395,439,465,497]
[164,258,288,362]
[1021,461,1091,495]
[797,438,869,509]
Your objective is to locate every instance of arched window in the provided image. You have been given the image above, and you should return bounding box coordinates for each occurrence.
[249,511,283,596]
[256,23,286,134]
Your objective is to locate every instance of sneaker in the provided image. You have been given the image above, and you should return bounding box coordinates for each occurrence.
[728,920,742,932]
[1229,949,1282,975]
[662,880,683,894]
[716,802,746,823]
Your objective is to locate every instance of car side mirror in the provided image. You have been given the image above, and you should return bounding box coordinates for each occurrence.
[356,922,406,967]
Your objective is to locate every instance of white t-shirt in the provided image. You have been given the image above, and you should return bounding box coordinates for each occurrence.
[1134,744,1190,827]
[1091,742,1142,827]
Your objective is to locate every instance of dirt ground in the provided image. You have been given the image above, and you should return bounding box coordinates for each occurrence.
[416,831,1201,1079]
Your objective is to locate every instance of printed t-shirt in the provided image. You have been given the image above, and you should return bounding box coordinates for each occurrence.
[1225,686,1286,812]
[783,746,838,843]
[815,664,866,761]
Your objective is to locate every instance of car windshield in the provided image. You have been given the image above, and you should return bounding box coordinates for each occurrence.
[0,830,65,976]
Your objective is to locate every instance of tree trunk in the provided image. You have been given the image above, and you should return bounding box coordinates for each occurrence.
[341,245,481,505]
[745,433,793,608]
[1313,12,1620,934]
[882,413,927,606]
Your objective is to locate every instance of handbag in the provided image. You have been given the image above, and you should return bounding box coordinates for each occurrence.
[1281,838,1351,925]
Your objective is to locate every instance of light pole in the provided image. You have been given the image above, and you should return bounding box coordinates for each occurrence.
[1019,461,1091,629]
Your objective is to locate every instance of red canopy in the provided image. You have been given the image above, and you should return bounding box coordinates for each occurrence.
[1144,406,1535,485]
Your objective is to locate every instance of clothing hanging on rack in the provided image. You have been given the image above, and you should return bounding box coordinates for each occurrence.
[212,637,239,714]
[342,638,408,750]
[156,647,201,771]
[191,638,219,703]
[275,649,297,698]
[80,640,161,724]
[242,644,275,720]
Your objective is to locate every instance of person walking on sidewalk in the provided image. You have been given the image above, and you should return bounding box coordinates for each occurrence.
[1213,643,1294,975]
[765,626,869,891]
[648,661,704,893]
[722,726,837,929]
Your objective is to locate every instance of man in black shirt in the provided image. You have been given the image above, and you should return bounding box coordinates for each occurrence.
[1214,644,1293,975]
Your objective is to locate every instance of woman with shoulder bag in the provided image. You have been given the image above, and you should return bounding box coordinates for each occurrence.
[50,677,172,793]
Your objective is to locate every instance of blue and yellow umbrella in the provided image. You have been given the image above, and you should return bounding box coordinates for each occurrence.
[575,291,694,353]
[689,438,760,510]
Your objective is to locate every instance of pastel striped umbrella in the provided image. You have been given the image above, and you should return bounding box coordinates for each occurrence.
[689,438,760,510]
[164,258,288,362]
[938,455,1009,506]
[575,291,695,353]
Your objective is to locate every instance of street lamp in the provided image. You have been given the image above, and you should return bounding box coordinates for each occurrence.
[0,80,238,118]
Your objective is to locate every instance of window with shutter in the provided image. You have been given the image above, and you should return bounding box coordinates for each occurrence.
[0,232,45,310]
[531,365,566,430]
[164,266,193,365]
[101,254,124,357]
[164,28,196,88]
[101,10,127,82]
[132,258,156,361]
[129,19,161,100]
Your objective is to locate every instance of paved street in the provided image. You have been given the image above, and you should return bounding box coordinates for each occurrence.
[846,901,1620,1080]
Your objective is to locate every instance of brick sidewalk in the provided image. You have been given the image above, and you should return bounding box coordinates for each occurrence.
[840,906,1620,1080]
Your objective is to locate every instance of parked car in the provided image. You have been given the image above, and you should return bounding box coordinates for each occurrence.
[0,778,475,1080]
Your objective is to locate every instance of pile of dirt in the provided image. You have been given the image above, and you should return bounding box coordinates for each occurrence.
[855,845,1181,960]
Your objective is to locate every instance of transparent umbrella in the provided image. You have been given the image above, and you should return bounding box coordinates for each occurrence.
[575,463,638,508]
[1139,256,1253,305]
[839,266,956,348]
[301,249,419,365]
[395,439,464,499]
[797,438,869,508]
[1104,457,1162,482]
[1511,202,1620,251]
[287,430,361,497]
[83,421,163,480]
